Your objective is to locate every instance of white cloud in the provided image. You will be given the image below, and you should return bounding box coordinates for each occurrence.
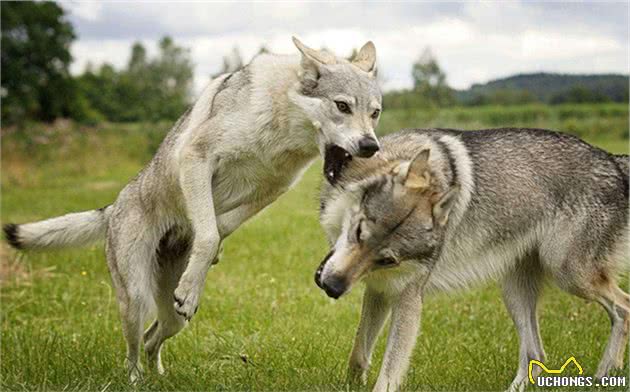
[65,2,628,95]
[62,1,103,22]
[520,30,621,59]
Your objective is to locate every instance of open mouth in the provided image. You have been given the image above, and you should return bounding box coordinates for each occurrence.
[324,144,352,185]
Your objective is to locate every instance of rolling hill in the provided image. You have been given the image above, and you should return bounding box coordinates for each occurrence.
[457,73,629,104]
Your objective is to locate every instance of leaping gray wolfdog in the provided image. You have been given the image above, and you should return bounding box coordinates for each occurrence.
[4,38,383,381]
[316,128,628,392]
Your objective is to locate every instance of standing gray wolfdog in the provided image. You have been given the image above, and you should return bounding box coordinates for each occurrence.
[316,128,628,392]
[4,38,383,381]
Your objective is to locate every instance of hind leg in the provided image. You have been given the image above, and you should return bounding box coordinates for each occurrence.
[144,231,195,374]
[144,300,187,374]
[119,290,151,383]
[145,234,225,374]
[548,258,629,378]
[541,211,628,380]
[502,259,546,392]
[612,287,630,368]
[106,211,160,382]
[592,282,630,378]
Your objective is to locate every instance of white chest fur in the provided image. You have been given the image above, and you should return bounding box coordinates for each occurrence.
[211,144,317,214]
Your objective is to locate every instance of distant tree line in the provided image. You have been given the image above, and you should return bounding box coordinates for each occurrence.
[384,50,629,110]
[76,37,193,123]
[2,2,628,127]
[457,73,629,107]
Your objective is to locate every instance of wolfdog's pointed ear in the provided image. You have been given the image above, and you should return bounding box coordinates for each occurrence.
[293,37,335,87]
[352,41,377,74]
[292,37,336,66]
[433,185,459,226]
[393,149,431,190]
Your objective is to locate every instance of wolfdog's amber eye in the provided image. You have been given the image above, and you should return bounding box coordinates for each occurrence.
[371,109,380,119]
[335,101,351,114]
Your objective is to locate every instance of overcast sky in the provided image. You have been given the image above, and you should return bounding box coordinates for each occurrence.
[62,1,629,93]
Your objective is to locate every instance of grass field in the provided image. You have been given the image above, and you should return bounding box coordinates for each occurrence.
[1,104,629,391]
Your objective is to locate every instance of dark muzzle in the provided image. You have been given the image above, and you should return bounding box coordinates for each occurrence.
[314,249,334,289]
[315,249,347,299]
[320,275,347,299]
[357,136,379,158]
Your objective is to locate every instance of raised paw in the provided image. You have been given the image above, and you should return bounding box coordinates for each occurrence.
[173,279,202,321]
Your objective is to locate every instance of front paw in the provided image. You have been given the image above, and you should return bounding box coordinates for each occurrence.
[173,277,203,321]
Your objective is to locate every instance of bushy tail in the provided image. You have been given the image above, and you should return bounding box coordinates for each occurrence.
[3,206,110,250]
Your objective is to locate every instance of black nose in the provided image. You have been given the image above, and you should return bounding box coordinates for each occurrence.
[357,137,380,158]
[321,275,347,299]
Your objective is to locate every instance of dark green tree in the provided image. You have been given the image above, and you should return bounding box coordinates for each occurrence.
[411,48,454,106]
[1,1,77,124]
[128,43,148,72]
[550,86,610,104]
[148,37,194,120]
[76,64,121,121]
[76,37,193,122]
